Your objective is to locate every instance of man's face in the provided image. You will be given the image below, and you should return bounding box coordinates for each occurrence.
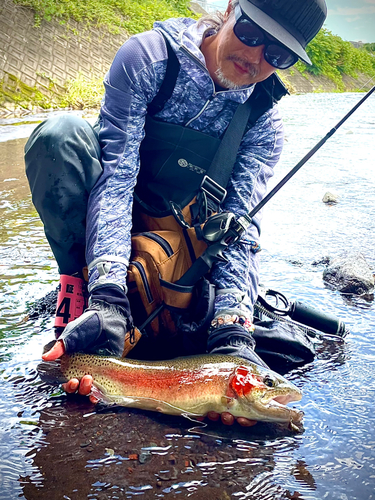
[202,7,276,89]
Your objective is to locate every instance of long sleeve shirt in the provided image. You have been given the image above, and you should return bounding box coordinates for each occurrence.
[86,17,284,320]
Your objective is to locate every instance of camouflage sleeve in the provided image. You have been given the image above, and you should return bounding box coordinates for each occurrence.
[210,104,284,321]
[85,31,167,293]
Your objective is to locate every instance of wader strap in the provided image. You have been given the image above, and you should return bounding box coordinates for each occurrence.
[148,34,180,117]
[200,74,288,216]
[200,97,253,214]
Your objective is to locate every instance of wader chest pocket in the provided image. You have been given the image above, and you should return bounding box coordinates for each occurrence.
[127,230,195,337]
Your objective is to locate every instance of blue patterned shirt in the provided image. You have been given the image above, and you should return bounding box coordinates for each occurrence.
[86,17,284,320]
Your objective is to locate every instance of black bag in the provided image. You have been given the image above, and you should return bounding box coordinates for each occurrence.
[253,318,316,372]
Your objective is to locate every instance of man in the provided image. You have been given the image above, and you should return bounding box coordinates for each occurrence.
[25,0,327,425]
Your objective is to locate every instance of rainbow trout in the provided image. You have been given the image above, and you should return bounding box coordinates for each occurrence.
[39,353,303,427]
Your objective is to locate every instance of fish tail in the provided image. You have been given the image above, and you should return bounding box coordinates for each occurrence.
[37,359,68,385]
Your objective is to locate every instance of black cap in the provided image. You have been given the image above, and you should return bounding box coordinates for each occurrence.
[238,0,327,64]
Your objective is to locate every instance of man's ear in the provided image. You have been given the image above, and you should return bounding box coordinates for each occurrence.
[224,0,234,20]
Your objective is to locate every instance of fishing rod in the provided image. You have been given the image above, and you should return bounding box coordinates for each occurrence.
[176,85,375,334]
[245,84,375,221]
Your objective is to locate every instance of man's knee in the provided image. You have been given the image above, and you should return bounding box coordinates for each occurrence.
[25,114,101,190]
[25,114,94,155]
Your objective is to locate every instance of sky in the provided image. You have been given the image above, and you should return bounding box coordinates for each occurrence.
[203,0,375,43]
[324,0,375,43]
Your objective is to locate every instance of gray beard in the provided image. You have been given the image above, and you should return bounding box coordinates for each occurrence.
[215,68,241,90]
[215,56,260,89]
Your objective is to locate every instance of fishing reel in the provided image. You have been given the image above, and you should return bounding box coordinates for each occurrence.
[257,288,348,337]
[176,212,253,286]
[201,212,252,245]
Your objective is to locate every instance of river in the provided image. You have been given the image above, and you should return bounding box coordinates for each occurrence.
[0,93,374,500]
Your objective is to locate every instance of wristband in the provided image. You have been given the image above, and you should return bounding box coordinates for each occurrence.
[210,314,255,333]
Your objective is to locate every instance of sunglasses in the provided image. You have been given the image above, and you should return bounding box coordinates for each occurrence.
[233,5,298,70]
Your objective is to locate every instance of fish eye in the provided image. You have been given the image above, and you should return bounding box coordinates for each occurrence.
[263,376,275,387]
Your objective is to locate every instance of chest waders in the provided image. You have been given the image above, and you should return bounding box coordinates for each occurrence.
[126,34,288,352]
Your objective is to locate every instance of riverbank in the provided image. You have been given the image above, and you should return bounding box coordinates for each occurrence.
[2,69,373,119]
[280,69,374,94]
[1,0,374,118]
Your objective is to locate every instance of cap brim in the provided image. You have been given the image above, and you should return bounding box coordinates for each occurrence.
[238,0,312,65]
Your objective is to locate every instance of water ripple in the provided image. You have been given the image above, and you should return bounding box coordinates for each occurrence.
[0,95,375,499]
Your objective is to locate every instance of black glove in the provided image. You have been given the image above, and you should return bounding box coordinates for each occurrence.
[59,285,134,356]
[207,324,269,368]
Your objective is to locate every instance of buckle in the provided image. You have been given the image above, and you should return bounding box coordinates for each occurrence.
[170,201,191,229]
[200,176,227,205]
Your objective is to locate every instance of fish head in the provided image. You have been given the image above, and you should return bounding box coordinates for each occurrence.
[227,363,303,426]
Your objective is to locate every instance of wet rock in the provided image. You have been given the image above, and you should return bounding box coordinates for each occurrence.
[80,441,91,448]
[27,287,58,319]
[288,259,303,266]
[138,451,151,464]
[322,191,339,204]
[156,466,178,481]
[323,253,374,294]
[312,256,330,266]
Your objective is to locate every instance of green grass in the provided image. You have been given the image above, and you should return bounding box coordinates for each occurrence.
[14,0,196,34]
[363,42,375,54]
[8,1,375,108]
[298,28,375,90]
[59,73,104,109]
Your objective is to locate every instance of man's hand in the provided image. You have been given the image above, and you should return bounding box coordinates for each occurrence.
[207,412,257,427]
[206,322,271,427]
[57,284,134,356]
[43,284,133,401]
[42,339,97,402]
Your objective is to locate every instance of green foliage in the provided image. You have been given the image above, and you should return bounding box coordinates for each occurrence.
[0,72,103,110]
[59,73,104,108]
[14,0,196,34]
[363,43,375,53]
[297,28,375,89]
[0,74,55,109]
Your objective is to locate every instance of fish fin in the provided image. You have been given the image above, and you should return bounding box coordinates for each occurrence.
[90,384,108,403]
[90,382,128,405]
[90,387,203,417]
[42,339,57,355]
[37,359,67,385]
[221,396,235,408]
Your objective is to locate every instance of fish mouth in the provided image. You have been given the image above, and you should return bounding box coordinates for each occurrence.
[257,388,304,424]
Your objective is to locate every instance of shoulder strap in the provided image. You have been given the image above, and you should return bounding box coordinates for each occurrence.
[199,97,253,209]
[248,73,288,126]
[199,74,288,214]
[147,34,180,116]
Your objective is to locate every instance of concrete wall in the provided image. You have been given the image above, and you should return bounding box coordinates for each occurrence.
[0,0,127,113]
[280,68,375,94]
[0,0,373,116]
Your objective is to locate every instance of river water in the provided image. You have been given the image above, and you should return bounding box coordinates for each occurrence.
[0,93,374,500]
